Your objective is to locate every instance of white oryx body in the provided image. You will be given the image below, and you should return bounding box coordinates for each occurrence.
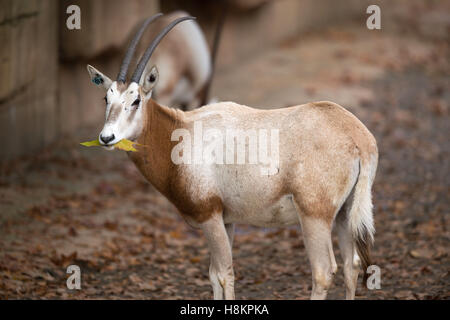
[86,13,378,300]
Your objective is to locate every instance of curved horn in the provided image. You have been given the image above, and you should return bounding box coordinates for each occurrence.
[117,13,163,83]
[131,16,195,84]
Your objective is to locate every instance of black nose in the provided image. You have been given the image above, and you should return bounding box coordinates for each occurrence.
[100,134,115,144]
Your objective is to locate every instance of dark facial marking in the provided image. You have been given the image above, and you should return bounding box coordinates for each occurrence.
[127,104,139,123]
[93,74,104,85]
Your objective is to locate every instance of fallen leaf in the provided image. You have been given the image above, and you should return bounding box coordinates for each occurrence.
[394,290,414,299]
[409,248,434,259]
[190,257,201,263]
[129,273,142,284]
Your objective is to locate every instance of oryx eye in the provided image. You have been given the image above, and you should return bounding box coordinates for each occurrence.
[132,98,141,106]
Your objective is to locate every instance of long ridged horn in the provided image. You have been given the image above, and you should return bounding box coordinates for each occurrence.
[131,16,195,84]
[117,13,163,83]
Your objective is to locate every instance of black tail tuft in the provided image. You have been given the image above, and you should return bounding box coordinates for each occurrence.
[355,227,373,288]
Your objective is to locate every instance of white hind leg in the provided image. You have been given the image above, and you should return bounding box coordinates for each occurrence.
[336,213,360,300]
[299,215,337,300]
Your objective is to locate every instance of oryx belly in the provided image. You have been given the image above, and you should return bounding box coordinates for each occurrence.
[215,165,299,228]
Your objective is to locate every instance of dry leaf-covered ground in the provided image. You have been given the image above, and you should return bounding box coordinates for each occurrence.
[0,5,449,300]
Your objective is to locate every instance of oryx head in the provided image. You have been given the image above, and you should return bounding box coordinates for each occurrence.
[86,14,194,146]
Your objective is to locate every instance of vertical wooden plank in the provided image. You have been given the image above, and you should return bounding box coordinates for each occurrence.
[0,0,58,159]
[35,0,58,147]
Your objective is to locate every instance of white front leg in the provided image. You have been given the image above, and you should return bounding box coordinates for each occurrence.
[202,215,235,300]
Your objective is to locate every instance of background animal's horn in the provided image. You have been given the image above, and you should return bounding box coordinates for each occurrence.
[130,16,195,84]
[117,13,163,83]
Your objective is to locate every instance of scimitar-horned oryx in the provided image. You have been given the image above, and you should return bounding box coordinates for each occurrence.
[86,13,378,300]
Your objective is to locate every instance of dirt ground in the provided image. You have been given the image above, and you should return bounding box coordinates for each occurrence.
[0,7,449,299]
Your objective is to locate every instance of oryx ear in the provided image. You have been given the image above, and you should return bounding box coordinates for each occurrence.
[142,66,159,95]
[87,65,113,90]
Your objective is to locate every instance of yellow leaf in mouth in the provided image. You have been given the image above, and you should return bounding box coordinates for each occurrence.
[80,139,101,147]
[80,139,138,152]
[113,139,138,152]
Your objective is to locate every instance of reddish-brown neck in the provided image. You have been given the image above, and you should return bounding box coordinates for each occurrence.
[128,99,182,195]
